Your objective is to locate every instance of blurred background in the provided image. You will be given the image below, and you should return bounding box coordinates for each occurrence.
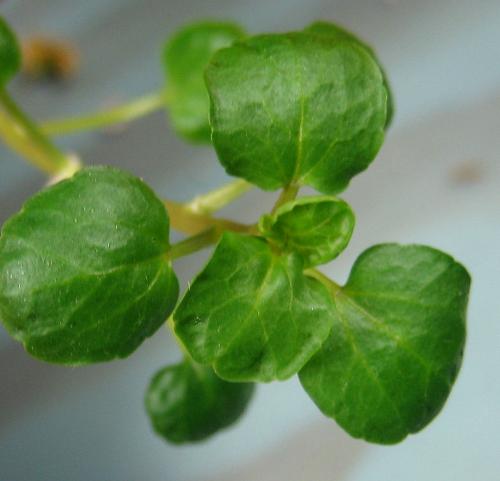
[1,0,499,480]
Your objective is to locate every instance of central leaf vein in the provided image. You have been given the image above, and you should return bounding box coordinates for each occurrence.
[335,297,407,430]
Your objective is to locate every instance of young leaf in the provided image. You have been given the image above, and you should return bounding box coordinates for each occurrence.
[259,196,355,267]
[304,21,394,128]
[174,232,335,382]
[0,167,179,364]
[205,32,387,194]
[0,16,21,87]
[163,21,245,143]
[145,359,254,444]
[299,244,470,444]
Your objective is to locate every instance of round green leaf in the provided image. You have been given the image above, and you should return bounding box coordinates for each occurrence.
[0,16,21,87]
[305,21,394,128]
[145,359,254,444]
[174,232,335,382]
[0,166,179,364]
[259,196,355,267]
[163,21,246,143]
[206,32,387,194]
[299,244,470,444]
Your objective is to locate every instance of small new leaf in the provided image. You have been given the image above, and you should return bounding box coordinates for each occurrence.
[206,31,387,194]
[259,196,355,267]
[174,232,335,382]
[299,244,470,444]
[0,16,21,86]
[164,21,245,142]
[305,21,394,128]
[145,359,254,444]
[0,167,179,364]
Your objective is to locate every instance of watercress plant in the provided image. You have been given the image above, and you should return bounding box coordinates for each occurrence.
[0,17,470,445]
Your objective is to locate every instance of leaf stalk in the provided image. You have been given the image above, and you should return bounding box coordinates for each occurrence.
[272,183,299,214]
[185,178,253,215]
[305,268,342,295]
[41,89,169,136]
[0,89,73,175]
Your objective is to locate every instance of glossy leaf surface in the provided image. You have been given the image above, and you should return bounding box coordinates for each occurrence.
[300,244,470,444]
[164,21,245,142]
[0,16,21,86]
[174,232,334,382]
[259,196,355,267]
[0,167,178,364]
[305,21,394,128]
[145,359,254,443]
[206,32,387,193]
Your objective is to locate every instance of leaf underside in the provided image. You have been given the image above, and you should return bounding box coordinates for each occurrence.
[145,359,254,443]
[164,21,245,143]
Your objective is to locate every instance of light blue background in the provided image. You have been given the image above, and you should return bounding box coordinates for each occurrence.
[1,1,499,480]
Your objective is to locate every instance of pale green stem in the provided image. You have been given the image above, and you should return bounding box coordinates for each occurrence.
[272,183,300,214]
[167,227,220,260]
[186,179,253,215]
[41,90,168,136]
[169,177,256,236]
[164,199,253,237]
[305,268,342,295]
[167,207,257,260]
[0,89,72,175]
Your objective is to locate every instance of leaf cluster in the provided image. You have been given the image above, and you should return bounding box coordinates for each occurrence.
[0,18,470,446]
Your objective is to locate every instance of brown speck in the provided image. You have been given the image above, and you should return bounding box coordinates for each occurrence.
[21,36,79,82]
[449,160,485,185]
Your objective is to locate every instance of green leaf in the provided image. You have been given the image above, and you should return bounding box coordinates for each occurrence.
[163,21,245,143]
[305,21,394,128]
[145,359,254,443]
[206,32,387,194]
[0,16,21,87]
[174,232,335,382]
[299,244,470,444]
[0,166,179,364]
[259,196,355,267]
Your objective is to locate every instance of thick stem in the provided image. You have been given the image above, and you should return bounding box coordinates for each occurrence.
[0,89,72,174]
[272,183,299,214]
[164,199,252,236]
[41,90,168,136]
[167,192,258,258]
[186,179,253,215]
[168,227,220,260]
